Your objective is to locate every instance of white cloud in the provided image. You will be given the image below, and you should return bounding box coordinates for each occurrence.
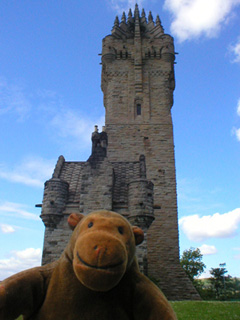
[232,127,240,141]
[233,100,240,142]
[177,178,201,203]
[51,110,105,146]
[0,248,42,280]
[35,89,105,152]
[0,169,43,188]
[109,0,144,13]
[36,88,58,100]
[237,99,240,116]
[0,76,103,153]
[233,248,240,259]
[199,269,211,279]
[230,38,240,63]
[0,77,31,121]
[179,208,240,241]
[177,178,223,215]
[0,201,40,221]
[0,223,16,234]
[199,244,217,255]
[164,0,240,42]
[0,156,55,188]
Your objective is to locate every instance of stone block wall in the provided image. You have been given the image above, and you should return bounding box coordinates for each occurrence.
[41,215,72,265]
[79,159,113,214]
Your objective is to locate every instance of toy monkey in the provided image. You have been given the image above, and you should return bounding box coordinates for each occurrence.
[0,210,177,320]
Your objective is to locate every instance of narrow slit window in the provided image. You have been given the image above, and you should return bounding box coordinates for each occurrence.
[137,104,141,115]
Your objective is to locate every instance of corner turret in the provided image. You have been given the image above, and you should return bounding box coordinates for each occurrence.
[128,155,154,274]
[41,156,69,229]
[40,156,69,264]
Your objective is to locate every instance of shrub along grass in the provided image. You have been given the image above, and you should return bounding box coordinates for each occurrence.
[171,301,240,320]
[16,301,240,320]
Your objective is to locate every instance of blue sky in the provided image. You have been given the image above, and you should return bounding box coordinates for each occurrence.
[0,0,240,280]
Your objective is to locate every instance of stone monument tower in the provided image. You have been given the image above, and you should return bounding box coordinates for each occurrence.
[39,5,200,300]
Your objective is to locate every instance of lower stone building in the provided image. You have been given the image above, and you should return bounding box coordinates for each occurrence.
[40,126,199,300]
[41,129,154,275]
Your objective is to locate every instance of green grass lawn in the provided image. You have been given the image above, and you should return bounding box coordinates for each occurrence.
[16,301,240,319]
[171,301,240,320]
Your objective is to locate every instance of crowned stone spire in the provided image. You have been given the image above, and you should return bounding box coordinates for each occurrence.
[133,3,142,92]
[134,4,141,40]
[128,8,133,23]
[148,11,153,22]
[111,5,165,38]
[141,8,146,23]
[121,11,126,23]
[114,15,119,27]
[156,14,164,33]
[134,3,140,18]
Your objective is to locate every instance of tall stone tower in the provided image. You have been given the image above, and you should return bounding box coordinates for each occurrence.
[39,5,200,300]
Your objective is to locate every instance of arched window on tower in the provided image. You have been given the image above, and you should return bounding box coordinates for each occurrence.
[135,98,143,118]
[136,103,141,115]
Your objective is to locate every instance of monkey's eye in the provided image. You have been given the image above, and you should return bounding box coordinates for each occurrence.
[118,226,124,235]
[88,222,94,228]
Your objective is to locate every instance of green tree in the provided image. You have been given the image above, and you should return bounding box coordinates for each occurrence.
[209,267,228,300]
[180,247,206,282]
[228,277,240,300]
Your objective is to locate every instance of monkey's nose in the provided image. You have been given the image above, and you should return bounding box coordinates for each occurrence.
[94,245,106,259]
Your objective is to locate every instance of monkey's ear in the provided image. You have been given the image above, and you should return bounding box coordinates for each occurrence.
[68,213,84,230]
[132,226,144,245]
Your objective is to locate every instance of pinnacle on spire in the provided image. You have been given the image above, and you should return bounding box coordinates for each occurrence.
[121,11,126,23]
[114,15,119,27]
[134,3,140,18]
[148,11,153,22]
[141,8,147,24]
[127,8,133,24]
[134,4,141,38]
[156,14,164,32]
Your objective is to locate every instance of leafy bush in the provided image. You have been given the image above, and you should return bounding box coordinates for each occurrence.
[195,277,240,301]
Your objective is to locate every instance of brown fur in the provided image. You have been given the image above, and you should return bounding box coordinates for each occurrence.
[0,210,177,320]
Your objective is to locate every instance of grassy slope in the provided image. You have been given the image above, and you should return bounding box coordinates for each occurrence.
[16,301,240,319]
